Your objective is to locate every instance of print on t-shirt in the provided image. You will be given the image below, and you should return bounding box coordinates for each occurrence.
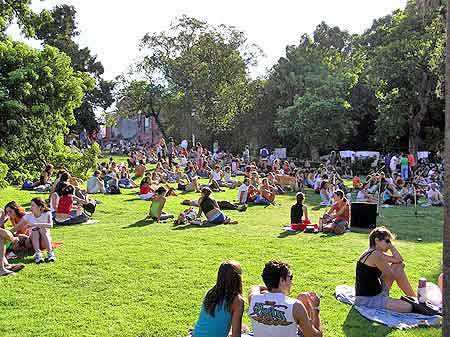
[250,301,294,326]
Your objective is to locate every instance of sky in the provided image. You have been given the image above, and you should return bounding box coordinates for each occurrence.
[8,0,407,80]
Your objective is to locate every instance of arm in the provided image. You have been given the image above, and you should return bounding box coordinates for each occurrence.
[293,300,323,337]
[303,206,309,221]
[157,198,166,222]
[372,251,396,279]
[381,243,403,264]
[333,203,348,219]
[197,198,203,218]
[230,295,244,337]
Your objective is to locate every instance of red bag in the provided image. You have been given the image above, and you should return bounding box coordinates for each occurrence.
[290,219,312,231]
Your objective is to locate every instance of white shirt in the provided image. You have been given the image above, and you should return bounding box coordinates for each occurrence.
[249,292,298,337]
[390,156,398,171]
[238,184,249,203]
[23,211,53,229]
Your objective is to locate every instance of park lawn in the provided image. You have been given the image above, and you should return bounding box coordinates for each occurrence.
[0,172,443,337]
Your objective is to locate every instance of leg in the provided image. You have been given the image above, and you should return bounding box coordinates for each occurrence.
[383,263,416,297]
[385,298,413,313]
[0,229,13,276]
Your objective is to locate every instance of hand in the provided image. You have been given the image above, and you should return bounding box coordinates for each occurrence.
[307,292,320,307]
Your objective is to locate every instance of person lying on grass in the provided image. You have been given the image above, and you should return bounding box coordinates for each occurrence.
[248,260,323,337]
[32,164,54,189]
[189,261,245,337]
[148,187,174,222]
[197,188,238,225]
[355,227,416,312]
[15,198,55,264]
[320,190,350,235]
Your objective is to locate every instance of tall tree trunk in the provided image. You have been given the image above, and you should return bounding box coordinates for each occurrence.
[310,145,319,161]
[408,115,421,160]
[443,1,450,335]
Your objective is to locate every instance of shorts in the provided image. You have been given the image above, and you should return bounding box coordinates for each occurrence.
[355,281,389,309]
[334,219,348,229]
[208,211,226,224]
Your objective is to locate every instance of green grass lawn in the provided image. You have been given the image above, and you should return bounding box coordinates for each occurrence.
[0,165,443,337]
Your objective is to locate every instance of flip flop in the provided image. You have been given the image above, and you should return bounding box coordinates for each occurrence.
[7,264,25,273]
[0,270,16,277]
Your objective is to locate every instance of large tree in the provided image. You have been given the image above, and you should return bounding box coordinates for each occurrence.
[272,23,361,158]
[36,4,115,133]
[0,38,94,181]
[362,5,445,156]
[137,15,262,145]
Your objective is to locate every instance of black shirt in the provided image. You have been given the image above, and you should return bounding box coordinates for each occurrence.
[355,250,383,297]
[290,203,304,224]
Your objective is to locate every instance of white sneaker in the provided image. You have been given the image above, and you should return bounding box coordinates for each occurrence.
[47,251,56,263]
[35,252,44,264]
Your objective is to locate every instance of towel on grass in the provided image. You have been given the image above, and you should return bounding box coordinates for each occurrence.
[335,285,442,329]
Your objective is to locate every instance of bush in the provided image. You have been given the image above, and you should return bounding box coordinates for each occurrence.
[0,163,8,188]
[53,143,101,181]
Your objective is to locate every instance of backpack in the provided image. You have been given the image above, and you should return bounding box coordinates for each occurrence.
[82,202,97,217]
[22,181,33,190]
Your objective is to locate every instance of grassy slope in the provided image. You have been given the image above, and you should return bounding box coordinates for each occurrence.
[0,165,443,337]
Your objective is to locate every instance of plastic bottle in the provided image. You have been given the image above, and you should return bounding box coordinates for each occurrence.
[417,278,427,303]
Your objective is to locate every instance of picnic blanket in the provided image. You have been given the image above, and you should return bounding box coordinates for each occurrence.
[335,285,442,329]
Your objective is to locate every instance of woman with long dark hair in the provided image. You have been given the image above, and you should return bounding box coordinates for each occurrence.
[190,261,244,337]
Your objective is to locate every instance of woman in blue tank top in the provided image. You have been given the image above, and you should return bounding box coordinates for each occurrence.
[190,261,245,337]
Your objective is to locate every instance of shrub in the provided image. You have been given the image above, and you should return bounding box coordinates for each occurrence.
[0,163,8,188]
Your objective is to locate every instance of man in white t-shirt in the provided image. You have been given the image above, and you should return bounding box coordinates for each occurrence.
[249,260,323,337]
[238,178,251,204]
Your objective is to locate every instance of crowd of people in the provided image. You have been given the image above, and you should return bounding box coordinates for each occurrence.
[0,137,445,336]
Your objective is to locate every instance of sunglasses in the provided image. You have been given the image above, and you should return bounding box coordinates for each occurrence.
[384,239,391,244]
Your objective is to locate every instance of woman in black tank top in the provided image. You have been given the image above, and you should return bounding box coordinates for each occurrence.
[354,227,415,313]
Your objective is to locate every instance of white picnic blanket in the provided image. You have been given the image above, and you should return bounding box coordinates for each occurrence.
[335,285,441,329]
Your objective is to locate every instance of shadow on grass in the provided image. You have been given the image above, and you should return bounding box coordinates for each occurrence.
[278,229,302,238]
[123,218,154,228]
[172,222,230,230]
[342,307,391,337]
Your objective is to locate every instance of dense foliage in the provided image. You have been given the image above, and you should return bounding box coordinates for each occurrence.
[0,1,96,183]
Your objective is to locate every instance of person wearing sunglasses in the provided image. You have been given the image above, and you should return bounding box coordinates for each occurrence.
[248,260,323,337]
[355,226,415,312]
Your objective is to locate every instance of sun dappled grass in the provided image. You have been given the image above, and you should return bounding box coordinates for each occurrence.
[0,163,443,337]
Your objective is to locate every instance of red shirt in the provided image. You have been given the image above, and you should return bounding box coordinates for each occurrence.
[140,184,150,195]
[331,200,350,222]
[408,154,415,167]
[57,195,73,214]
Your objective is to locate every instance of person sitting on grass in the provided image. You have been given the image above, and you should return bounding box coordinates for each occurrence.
[197,188,238,225]
[148,187,174,222]
[224,166,238,189]
[319,180,331,206]
[248,260,323,337]
[291,192,309,225]
[355,227,416,312]
[320,190,350,235]
[189,261,245,337]
[118,166,137,189]
[87,170,106,194]
[383,185,403,206]
[426,183,443,207]
[54,183,91,224]
[32,164,54,190]
[210,165,226,191]
[238,178,251,205]
[1,201,36,260]
[16,198,55,264]
[356,184,377,203]
[254,178,275,206]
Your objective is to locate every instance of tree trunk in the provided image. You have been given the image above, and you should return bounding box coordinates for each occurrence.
[443,1,450,335]
[310,145,319,161]
[408,105,426,160]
